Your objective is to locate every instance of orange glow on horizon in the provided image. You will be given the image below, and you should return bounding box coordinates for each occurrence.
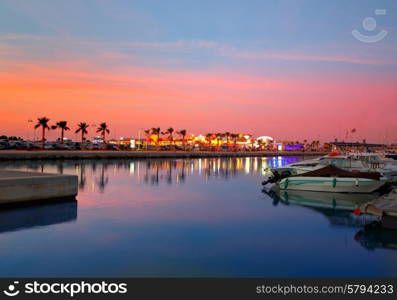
[1,59,396,143]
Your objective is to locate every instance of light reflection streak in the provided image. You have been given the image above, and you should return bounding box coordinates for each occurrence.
[0,156,306,192]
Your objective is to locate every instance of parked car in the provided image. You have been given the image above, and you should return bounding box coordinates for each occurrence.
[87,143,101,150]
[44,142,57,150]
[0,141,10,150]
[105,144,120,151]
[54,143,67,150]
[66,142,81,150]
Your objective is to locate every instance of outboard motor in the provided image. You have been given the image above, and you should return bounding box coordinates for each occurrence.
[262,169,293,185]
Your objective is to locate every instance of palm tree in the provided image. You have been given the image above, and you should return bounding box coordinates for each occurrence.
[216,133,223,149]
[75,122,90,143]
[177,129,187,150]
[163,127,174,147]
[144,129,151,138]
[230,133,239,149]
[96,123,110,143]
[205,133,213,147]
[51,121,70,144]
[151,127,161,146]
[34,117,51,149]
[224,132,230,145]
[166,127,174,141]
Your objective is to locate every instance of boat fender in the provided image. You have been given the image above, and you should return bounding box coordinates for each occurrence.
[355,178,359,187]
[332,178,337,188]
[353,208,361,216]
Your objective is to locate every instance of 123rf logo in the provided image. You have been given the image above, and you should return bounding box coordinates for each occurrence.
[3,281,128,297]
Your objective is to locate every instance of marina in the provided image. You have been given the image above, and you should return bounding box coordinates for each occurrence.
[263,151,397,231]
[1,0,397,295]
[1,156,397,277]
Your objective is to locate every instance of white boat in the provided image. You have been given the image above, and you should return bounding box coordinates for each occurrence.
[279,176,386,193]
[351,153,397,182]
[271,152,397,183]
[277,165,387,193]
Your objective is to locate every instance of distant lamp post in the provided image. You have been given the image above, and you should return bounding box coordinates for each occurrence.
[27,119,33,141]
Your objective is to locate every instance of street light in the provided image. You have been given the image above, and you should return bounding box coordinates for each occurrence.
[27,119,33,141]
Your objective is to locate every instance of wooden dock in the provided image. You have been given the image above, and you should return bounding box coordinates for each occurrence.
[360,189,397,230]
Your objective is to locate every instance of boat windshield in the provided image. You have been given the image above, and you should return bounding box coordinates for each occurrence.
[318,158,352,168]
[357,155,383,164]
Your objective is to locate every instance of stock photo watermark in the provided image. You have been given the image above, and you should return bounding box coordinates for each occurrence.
[352,9,388,43]
[2,280,128,298]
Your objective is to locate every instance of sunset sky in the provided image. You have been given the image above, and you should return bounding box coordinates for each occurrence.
[1,0,396,142]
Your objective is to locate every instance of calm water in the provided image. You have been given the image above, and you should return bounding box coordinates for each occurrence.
[1,156,396,277]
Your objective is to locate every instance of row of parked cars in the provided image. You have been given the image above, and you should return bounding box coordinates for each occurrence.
[0,140,40,150]
[0,140,120,151]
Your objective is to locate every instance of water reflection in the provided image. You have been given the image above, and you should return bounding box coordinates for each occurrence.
[0,199,77,233]
[0,156,303,192]
[355,225,397,251]
[265,189,380,227]
[263,188,397,252]
[2,156,397,277]
[273,190,379,211]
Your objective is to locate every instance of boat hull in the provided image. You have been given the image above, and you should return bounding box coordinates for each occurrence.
[278,176,386,193]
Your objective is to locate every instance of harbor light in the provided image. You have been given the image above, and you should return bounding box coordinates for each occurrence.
[130,139,136,149]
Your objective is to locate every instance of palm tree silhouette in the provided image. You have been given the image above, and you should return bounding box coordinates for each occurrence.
[164,127,174,147]
[230,133,239,150]
[151,127,161,147]
[216,133,223,149]
[51,121,70,144]
[96,123,110,143]
[205,133,213,149]
[75,122,90,143]
[224,132,230,145]
[177,129,187,150]
[34,117,51,149]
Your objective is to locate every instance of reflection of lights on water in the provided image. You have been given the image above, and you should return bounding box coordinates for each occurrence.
[131,162,135,173]
[253,158,258,172]
[261,158,270,175]
[24,156,305,190]
[244,157,250,174]
[198,159,202,174]
[236,158,242,169]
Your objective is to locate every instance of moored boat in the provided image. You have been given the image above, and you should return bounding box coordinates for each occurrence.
[277,165,387,193]
[268,152,397,183]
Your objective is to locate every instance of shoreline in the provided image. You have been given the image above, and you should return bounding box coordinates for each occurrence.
[0,150,328,161]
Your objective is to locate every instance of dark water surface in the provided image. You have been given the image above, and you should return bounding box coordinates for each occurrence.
[0,156,396,277]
